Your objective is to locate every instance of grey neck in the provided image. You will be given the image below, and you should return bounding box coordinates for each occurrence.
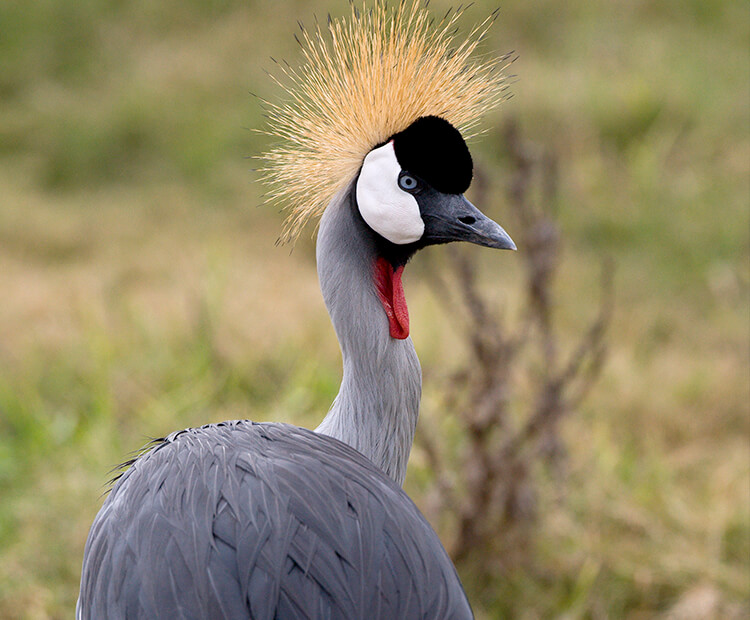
[314,184,422,486]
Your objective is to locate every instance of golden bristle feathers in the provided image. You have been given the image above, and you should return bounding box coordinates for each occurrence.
[260,1,512,244]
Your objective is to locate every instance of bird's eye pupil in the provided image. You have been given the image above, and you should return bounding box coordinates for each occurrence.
[399,174,418,191]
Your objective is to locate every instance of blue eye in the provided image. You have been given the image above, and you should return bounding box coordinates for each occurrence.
[398,173,419,192]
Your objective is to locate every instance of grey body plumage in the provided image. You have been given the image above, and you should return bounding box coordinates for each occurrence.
[77,421,471,619]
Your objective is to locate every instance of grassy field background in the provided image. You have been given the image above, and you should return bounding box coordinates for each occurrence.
[0,0,748,618]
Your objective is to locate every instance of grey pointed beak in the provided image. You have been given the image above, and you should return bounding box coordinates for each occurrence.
[419,191,516,250]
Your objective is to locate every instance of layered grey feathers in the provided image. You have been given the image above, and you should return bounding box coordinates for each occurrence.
[77,421,471,619]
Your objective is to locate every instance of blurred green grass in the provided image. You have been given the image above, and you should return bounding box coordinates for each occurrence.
[0,0,747,617]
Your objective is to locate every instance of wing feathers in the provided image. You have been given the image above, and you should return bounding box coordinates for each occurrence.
[79,421,472,619]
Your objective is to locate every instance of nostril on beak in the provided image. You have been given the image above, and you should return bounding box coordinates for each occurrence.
[458,216,476,225]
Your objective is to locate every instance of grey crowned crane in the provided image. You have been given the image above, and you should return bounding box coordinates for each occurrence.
[77,3,515,618]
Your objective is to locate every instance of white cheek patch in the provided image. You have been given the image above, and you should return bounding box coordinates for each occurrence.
[356,142,425,245]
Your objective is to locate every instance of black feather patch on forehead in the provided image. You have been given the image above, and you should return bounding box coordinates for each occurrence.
[391,116,473,194]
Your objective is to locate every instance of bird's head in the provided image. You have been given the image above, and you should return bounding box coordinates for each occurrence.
[357,115,515,255]
[260,3,515,340]
[354,115,515,340]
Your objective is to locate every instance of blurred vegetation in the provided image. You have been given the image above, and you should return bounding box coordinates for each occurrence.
[0,0,747,618]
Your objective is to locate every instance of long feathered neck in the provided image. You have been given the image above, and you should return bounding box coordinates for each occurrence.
[314,184,422,486]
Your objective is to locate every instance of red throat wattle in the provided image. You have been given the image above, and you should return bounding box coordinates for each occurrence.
[374,257,409,340]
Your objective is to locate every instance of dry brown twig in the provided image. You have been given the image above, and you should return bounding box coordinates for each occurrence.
[419,119,615,579]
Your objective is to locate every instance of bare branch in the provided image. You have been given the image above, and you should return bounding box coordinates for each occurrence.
[421,119,614,588]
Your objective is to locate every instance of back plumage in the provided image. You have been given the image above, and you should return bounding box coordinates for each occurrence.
[79,421,471,618]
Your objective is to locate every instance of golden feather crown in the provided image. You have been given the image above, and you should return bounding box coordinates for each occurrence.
[260,1,512,243]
